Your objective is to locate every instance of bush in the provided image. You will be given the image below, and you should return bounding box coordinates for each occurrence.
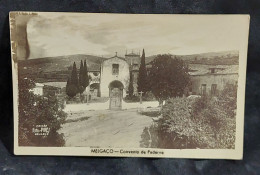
[124,95,139,102]
[66,93,82,104]
[218,84,237,118]
[191,95,208,116]
[124,91,156,102]
[139,110,161,117]
[140,97,202,149]
[140,88,236,149]
[143,91,156,101]
[140,124,160,148]
[18,78,67,146]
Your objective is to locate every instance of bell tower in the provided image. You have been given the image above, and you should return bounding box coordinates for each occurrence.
[125,50,141,96]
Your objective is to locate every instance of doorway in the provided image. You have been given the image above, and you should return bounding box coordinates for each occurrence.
[109,81,123,110]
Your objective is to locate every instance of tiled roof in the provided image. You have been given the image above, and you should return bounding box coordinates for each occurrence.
[189,64,239,76]
[103,56,126,62]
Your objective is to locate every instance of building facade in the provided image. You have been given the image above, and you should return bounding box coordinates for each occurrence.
[189,64,238,96]
[100,55,130,96]
[98,55,130,109]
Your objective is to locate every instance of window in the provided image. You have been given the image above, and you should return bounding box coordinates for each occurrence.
[133,64,139,70]
[201,84,207,95]
[210,68,215,73]
[211,84,217,96]
[112,64,119,75]
[93,72,99,76]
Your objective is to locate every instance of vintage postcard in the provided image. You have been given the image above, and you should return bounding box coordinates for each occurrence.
[10,12,249,159]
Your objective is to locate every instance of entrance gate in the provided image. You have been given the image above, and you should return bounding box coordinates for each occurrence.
[109,81,123,110]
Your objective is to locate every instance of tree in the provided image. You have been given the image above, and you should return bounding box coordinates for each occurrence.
[18,77,66,146]
[65,62,79,98]
[78,60,85,94]
[66,77,78,98]
[137,49,148,94]
[128,71,134,97]
[71,62,79,89]
[148,54,190,104]
[82,60,90,89]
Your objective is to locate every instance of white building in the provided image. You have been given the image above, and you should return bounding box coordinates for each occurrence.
[188,64,238,96]
[31,83,44,96]
[99,55,130,109]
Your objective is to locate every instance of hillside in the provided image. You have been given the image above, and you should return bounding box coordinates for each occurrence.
[18,50,239,82]
[18,54,105,73]
[146,50,239,65]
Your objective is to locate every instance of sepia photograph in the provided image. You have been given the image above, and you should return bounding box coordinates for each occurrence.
[10,12,249,159]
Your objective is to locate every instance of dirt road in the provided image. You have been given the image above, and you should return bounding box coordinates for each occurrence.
[59,109,153,147]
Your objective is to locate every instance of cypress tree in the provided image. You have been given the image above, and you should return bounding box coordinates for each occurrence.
[66,77,70,95]
[137,49,147,94]
[128,71,134,97]
[79,60,83,85]
[66,77,78,98]
[71,62,79,90]
[78,60,85,94]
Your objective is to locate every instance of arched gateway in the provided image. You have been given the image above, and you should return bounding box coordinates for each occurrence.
[109,80,123,110]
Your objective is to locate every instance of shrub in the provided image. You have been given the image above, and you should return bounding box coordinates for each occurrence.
[18,78,67,146]
[191,95,208,116]
[191,95,236,149]
[124,91,156,102]
[139,110,161,117]
[140,124,160,148]
[218,84,237,118]
[143,91,156,101]
[140,89,236,149]
[140,97,202,149]
[124,95,139,102]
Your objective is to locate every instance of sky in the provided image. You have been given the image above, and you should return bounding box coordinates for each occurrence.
[25,13,248,59]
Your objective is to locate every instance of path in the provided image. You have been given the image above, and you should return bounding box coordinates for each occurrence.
[59,109,153,147]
